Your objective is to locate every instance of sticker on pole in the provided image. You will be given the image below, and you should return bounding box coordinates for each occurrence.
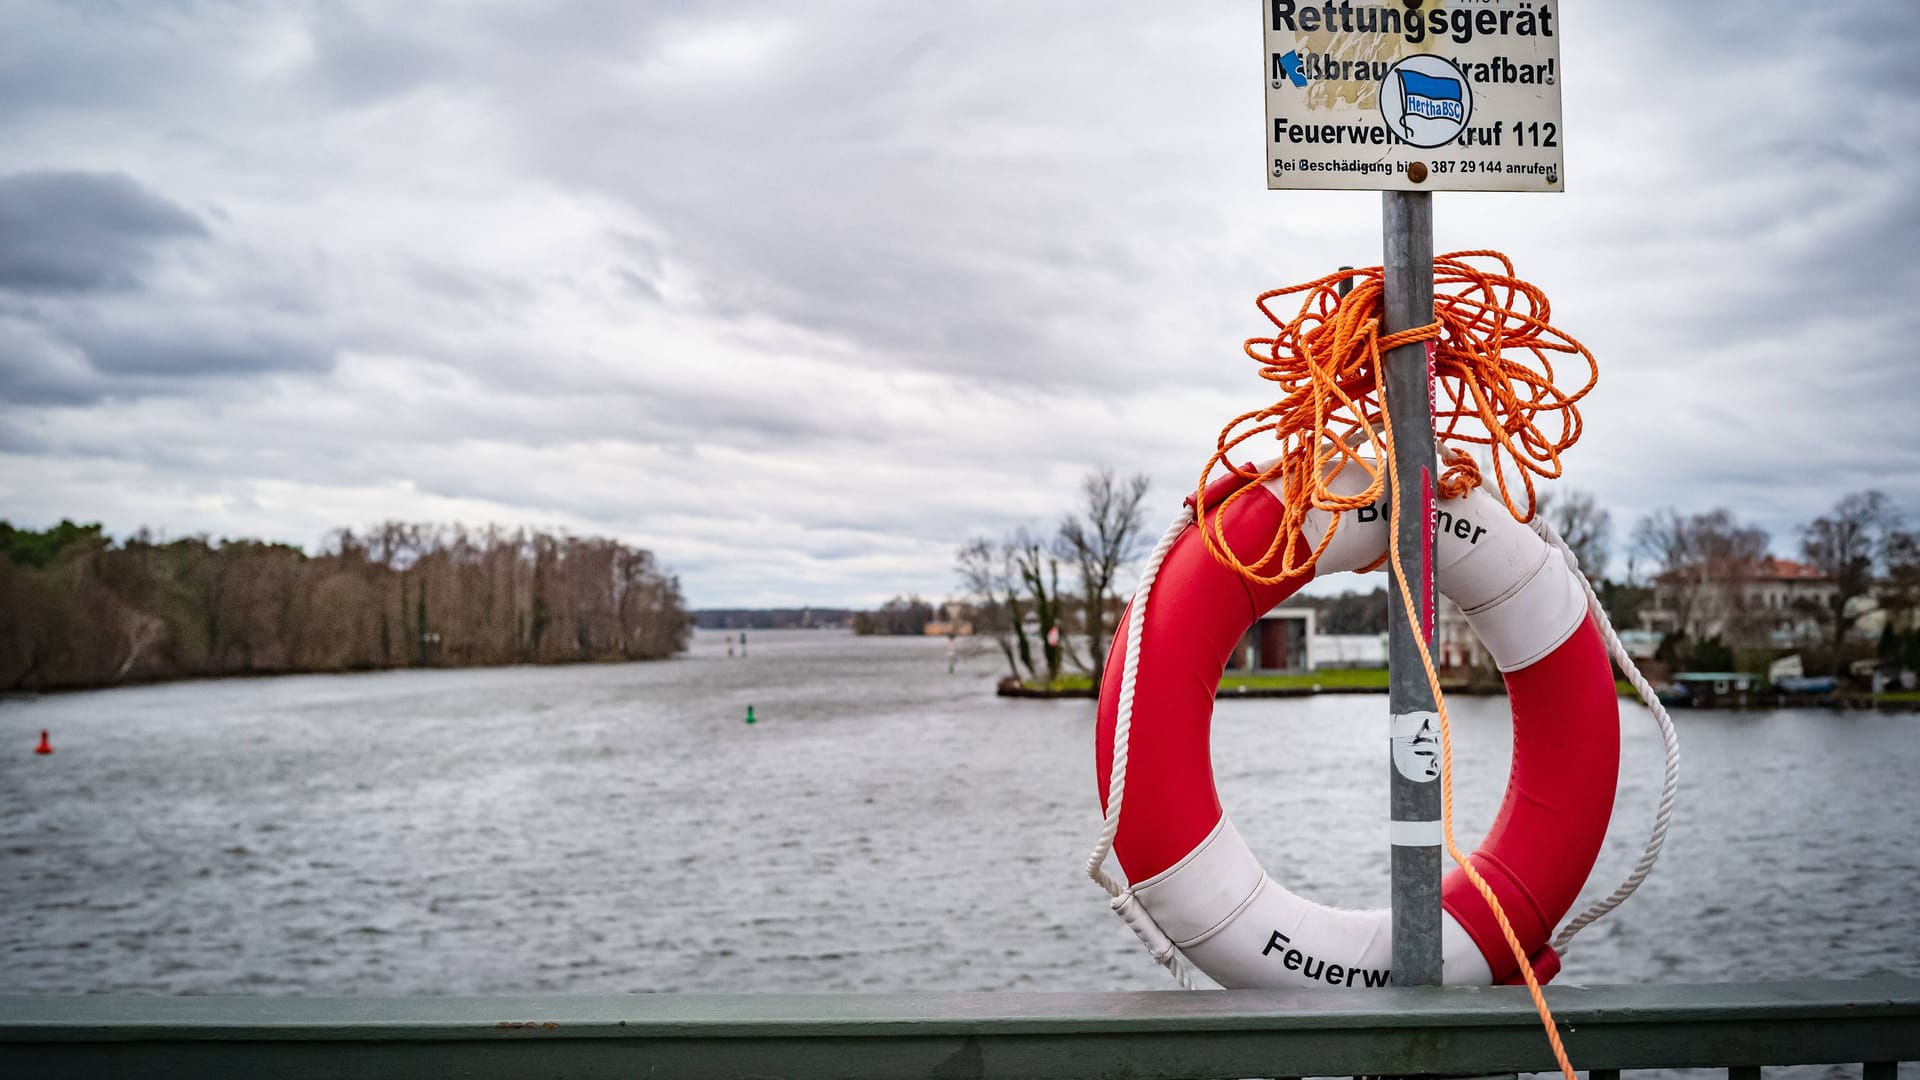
[1391,711,1441,782]
[1263,0,1565,192]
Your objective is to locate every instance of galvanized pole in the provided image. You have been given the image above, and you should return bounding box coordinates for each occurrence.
[1382,189,1442,987]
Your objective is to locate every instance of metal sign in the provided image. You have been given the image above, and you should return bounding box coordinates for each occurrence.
[1263,0,1564,191]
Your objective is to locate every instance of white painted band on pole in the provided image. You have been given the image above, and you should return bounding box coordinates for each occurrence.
[1391,819,1444,847]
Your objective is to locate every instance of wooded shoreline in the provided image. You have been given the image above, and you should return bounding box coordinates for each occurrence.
[1,521,691,693]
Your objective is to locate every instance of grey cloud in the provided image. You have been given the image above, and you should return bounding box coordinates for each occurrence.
[612,266,663,302]
[0,1,1256,398]
[304,7,452,105]
[0,315,96,407]
[404,259,534,310]
[438,4,1222,390]
[298,0,699,107]
[0,294,337,405]
[0,4,210,122]
[66,317,331,379]
[0,170,207,294]
[1632,1,1920,90]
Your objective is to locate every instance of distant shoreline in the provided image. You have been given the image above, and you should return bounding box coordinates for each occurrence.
[3,652,687,699]
[994,678,1920,710]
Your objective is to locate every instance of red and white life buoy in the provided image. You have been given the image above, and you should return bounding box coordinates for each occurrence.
[1094,465,1619,988]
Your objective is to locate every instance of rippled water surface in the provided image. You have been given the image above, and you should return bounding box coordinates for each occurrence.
[3,629,1917,997]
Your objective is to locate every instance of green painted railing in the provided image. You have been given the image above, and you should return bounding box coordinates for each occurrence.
[3,978,1915,1079]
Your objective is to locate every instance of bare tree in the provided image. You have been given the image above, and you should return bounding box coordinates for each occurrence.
[957,537,1021,680]
[1630,508,1695,629]
[1536,487,1612,583]
[1056,467,1151,687]
[1011,528,1063,686]
[1692,509,1770,647]
[1631,507,1768,645]
[1801,490,1897,675]
[1881,528,1920,636]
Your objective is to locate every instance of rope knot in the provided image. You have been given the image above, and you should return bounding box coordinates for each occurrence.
[1377,320,1441,353]
[1437,444,1481,500]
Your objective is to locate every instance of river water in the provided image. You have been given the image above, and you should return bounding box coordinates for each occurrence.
[2,628,1916,1001]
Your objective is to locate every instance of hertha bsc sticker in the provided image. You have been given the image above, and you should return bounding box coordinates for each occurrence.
[1379,55,1472,149]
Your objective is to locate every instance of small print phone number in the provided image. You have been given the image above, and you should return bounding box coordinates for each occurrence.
[1427,160,1508,175]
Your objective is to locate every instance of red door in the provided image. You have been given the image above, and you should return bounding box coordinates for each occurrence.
[1258,619,1290,671]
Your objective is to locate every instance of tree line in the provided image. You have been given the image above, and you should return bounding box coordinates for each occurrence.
[1539,488,1920,676]
[852,597,938,637]
[935,473,1920,686]
[697,608,853,631]
[0,520,690,692]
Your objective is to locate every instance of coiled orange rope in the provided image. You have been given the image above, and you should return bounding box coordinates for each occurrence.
[1197,251,1598,1080]
[1193,250,1596,581]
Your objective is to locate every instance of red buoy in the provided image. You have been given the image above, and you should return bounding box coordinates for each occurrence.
[34,730,52,755]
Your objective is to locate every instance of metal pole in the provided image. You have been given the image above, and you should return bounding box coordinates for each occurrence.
[1382,189,1441,987]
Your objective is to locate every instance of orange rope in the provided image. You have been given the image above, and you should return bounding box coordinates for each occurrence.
[1193,250,1596,582]
[1196,252,1596,1080]
[1378,379,1579,1080]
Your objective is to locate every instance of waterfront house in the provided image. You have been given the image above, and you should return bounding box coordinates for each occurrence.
[1639,557,1834,648]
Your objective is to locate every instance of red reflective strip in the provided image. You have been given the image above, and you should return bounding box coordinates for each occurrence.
[1420,465,1435,639]
[1423,340,1437,639]
[1424,340,1437,412]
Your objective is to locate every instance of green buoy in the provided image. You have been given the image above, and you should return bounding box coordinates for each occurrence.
[745,704,756,725]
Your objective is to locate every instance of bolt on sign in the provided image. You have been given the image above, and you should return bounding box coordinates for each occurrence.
[1263,0,1564,191]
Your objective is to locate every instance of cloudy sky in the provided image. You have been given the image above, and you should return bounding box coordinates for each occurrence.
[2,1,1917,608]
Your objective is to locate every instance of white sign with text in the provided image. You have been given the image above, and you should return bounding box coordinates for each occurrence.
[1263,0,1565,192]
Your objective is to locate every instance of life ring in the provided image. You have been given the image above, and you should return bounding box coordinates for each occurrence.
[1094,465,1619,988]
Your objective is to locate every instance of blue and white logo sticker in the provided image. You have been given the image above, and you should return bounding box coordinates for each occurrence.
[1379,55,1473,149]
